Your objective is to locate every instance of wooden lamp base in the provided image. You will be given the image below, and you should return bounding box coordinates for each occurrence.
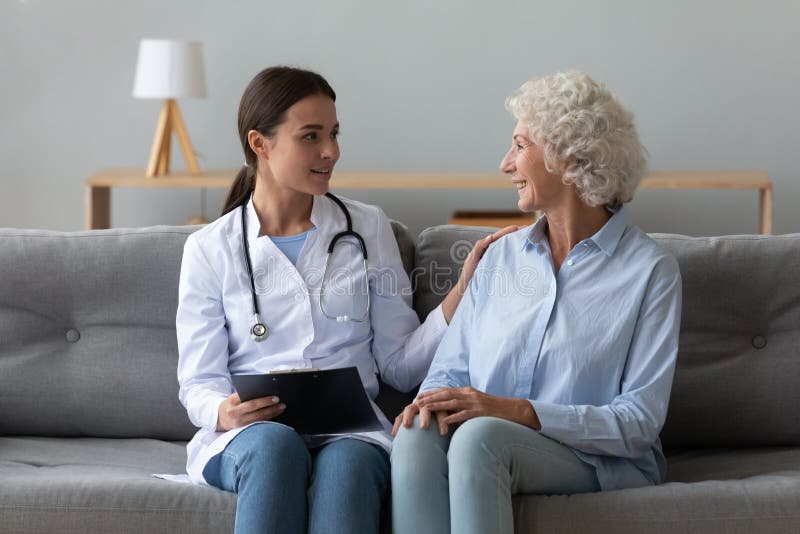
[146,98,200,177]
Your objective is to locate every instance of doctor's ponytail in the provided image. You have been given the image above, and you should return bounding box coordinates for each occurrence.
[222,165,253,215]
[221,66,336,216]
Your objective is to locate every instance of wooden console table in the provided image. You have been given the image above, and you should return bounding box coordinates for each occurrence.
[85,168,773,234]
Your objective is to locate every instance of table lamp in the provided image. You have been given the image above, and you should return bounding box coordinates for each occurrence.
[133,39,207,177]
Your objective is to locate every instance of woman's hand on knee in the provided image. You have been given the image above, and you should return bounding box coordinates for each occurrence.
[415,386,541,429]
[392,402,450,437]
[216,393,286,432]
[392,402,420,436]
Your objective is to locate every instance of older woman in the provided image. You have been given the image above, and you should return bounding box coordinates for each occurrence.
[390,71,682,534]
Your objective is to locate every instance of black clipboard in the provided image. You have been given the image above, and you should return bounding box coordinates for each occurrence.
[231,366,382,435]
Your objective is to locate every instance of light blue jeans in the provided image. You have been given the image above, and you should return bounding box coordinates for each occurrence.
[204,423,389,534]
[391,416,600,534]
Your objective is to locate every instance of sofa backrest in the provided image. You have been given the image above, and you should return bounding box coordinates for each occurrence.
[3,225,799,449]
[0,227,199,440]
[413,225,495,320]
[653,233,800,449]
[414,227,800,450]
[0,223,416,441]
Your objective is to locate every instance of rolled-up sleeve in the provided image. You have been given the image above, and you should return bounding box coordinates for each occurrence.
[176,234,233,431]
[369,207,447,392]
[534,257,682,458]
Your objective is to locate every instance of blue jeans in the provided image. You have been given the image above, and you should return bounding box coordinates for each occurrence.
[391,416,600,534]
[204,423,389,534]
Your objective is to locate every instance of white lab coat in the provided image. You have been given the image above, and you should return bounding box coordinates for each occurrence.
[176,194,447,485]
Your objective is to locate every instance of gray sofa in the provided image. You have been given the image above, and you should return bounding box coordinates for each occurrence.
[1,224,799,534]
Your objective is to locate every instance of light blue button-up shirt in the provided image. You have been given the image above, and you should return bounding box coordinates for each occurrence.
[420,206,682,490]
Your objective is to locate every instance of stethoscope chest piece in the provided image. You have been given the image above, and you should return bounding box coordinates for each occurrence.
[251,314,269,342]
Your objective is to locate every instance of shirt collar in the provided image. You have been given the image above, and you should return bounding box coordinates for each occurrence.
[523,214,550,251]
[309,194,325,226]
[591,204,629,256]
[246,193,325,241]
[522,204,630,257]
[245,195,261,245]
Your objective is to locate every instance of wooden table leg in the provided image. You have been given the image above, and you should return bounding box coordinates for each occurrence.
[85,185,110,230]
[759,186,773,235]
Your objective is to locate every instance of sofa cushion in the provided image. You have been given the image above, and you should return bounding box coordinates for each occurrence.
[389,219,415,276]
[413,225,498,320]
[0,227,199,440]
[665,446,800,483]
[0,436,234,534]
[512,449,800,534]
[653,233,800,449]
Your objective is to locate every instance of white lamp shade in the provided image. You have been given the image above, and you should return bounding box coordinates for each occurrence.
[133,39,207,99]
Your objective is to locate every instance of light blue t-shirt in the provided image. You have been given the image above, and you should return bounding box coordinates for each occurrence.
[262,227,315,266]
[420,205,682,491]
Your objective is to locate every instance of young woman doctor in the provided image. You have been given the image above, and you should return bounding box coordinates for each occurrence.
[176,66,514,534]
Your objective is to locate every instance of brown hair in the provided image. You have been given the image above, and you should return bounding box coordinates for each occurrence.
[220,66,337,215]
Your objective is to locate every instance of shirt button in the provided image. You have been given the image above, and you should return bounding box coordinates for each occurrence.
[566,260,574,266]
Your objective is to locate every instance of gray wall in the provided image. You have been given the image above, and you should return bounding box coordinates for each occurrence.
[2,0,798,237]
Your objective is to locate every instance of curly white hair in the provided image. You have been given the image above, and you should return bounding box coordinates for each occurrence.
[505,70,647,207]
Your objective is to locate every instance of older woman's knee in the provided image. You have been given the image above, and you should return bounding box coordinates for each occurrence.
[392,416,445,459]
[447,417,510,468]
[391,416,449,479]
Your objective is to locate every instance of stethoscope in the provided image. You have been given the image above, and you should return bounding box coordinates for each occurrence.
[241,192,370,342]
